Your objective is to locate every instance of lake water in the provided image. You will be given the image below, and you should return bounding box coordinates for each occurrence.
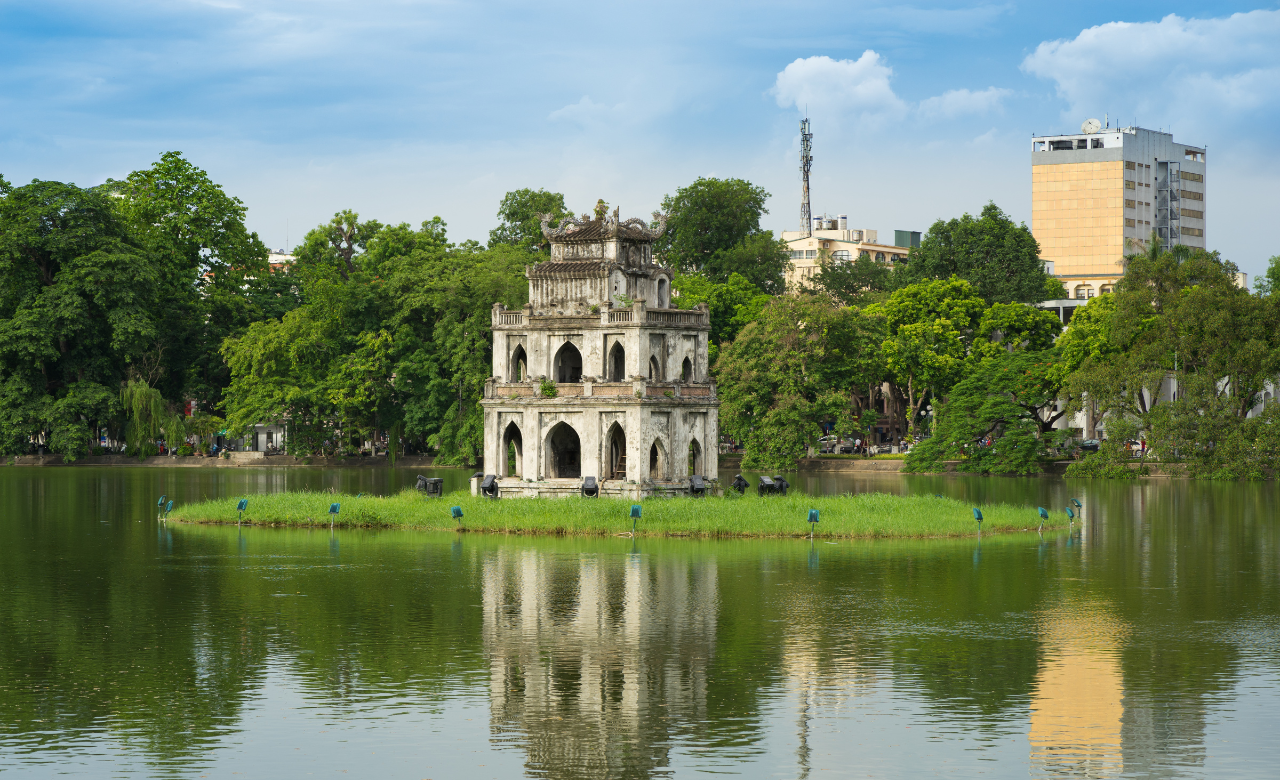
[2,466,1278,779]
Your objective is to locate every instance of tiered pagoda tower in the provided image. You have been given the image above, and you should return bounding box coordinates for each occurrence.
[480,205,719,497]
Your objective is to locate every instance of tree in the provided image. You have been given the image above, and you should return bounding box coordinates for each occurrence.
[716,296,884,468]
[899,202,1050,304]
[803,251,896,306]
[1254,254,1280,297]
[0,179,165,460]
[488,188,570,253]
[905,350,1070,474]
[971,302,1062,362]
[657,178,787,291]
[105,152,277,410]
[702,232,790,294]
[870,277,986,438]
[670,272,771,363]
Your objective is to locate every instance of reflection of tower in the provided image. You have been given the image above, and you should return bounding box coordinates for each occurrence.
[482,549,718,777]
[799,118,814,237]
[1029,608,1126,778]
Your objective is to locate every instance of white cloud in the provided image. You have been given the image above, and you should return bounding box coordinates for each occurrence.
[1021,11,1280,133]
[917,87,1012,119]
[772,52,908,125]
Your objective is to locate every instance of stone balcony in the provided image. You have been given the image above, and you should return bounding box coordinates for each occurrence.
[483,377,715,401]
[492,300,709,330]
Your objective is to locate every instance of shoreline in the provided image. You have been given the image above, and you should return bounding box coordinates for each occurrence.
[166,491,1074,539]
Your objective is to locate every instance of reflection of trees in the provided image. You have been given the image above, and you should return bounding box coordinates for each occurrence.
[481,548,718,779]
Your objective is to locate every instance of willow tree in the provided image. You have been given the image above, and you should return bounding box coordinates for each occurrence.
[121,380,165,458]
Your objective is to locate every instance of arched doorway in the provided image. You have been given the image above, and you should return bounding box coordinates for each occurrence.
[606,423,627,480]
[657,277,670,308]
[649,439,667,480]
[648,355,662,381]
[608,342,626,382]
[681,357,692,382]
[502,422,523,477]
[688,438,702,476]
[545,422,581,478]
[554,342,582,383]
[510,345,527,382]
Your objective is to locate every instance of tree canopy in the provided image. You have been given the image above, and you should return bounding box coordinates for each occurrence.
[899,202,1051,304]
[488,188,570,253]
[656,178,789,293]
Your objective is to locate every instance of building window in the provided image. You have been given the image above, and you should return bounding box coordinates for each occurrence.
[1091,138,1104,148]
[1183,227,1204,237]
[804,250,817,259]
[1075,139,1088,149]
[1049,140,1074,151]
[1125,161,1137,170]
[1074,285,1094,299]
[1181,209,1203,220]
[1125,199,1136,209]
[831,250,851,262]
[1100,285,1114,294]
[1181,190,1203,201]
[790,250,804,259]
[875,252,886,262]
[1125,181,1136,190]
[1180,171,1204,182]
[1125,218,1136,227]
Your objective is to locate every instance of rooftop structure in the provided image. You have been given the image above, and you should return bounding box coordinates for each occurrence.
[1032,121,1206,299]
[780,216,919,291]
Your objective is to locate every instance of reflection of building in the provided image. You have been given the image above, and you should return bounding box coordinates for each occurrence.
[1032,122,1206,296]
[1029,608,1126,778]
[482,549,718,777]
[481,206,719,497]
[780,218,917,292]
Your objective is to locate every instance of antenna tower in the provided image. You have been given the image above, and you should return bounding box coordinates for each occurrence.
[799,117,813,237]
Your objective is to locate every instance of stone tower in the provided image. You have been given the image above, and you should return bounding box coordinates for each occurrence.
[480,206,719,497]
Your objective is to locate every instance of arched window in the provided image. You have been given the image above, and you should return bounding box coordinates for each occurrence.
[831,250,851,263]
[1074,285,1094,300]
[649,355,662,381]
[554,342,582,383]
[649,439,667,480]
[688,438,702,476]
[875,252,885,262]
[657,277,670,308]
[502,422,523,477]
[545,422,581,479]
[859,250,871,260]
[509,345,527,382]
[606,423,627,480]
[681,357,692,383]
[608,342,626,382]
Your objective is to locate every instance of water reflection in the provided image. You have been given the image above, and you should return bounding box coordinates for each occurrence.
[482,547,718,777]
[1,467,1279,778]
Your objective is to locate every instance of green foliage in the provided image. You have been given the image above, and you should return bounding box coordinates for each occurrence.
[221,217,529,463]
[871,277,986,435]
[716,296,886,469]
[488,188,570,253]
[1254,255,1280,297]
[538,379,557,398]
[656,178,787,292]
[905,350,1068,474]
[671,272,771,362]
[899,202,1051,304]
[804,251,896,306]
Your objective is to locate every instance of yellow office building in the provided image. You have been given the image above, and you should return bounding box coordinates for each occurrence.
[1032,123,1206,299]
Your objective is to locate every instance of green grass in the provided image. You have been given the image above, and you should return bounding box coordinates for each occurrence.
[168,490,1070,539]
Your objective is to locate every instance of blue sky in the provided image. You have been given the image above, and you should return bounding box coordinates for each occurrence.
[3,1,1278,281]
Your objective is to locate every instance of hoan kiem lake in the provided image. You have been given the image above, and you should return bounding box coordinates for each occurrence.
[2,466,1278,779]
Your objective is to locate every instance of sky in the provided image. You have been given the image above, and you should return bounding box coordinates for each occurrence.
[2,1,1278,281]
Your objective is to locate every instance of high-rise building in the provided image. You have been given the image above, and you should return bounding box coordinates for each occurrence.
[1032,122,1206,299]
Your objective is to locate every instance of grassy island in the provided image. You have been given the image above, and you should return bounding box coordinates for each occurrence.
[168,491,1071,539]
